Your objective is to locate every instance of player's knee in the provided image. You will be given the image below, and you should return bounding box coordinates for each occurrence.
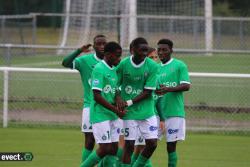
[167,142,176,153]
[85,133,95,149]
[125,140,135,152]
[145,139,157,152]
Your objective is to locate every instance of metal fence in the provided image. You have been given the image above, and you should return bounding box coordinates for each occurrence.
[0,65,250,134]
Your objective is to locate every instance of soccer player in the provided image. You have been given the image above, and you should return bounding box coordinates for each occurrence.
[155,38,191,167]
[116,37,159,167]
[62,35,107,164]
[81,41,124,167]
[132,47,165,167]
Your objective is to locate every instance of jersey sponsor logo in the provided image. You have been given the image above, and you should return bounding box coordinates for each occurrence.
[125,85,142,95]
[93,79,99,86]
[103,85,116,94]
[149,126,158,131]
[168,129,179,134]
[162,82,177,87]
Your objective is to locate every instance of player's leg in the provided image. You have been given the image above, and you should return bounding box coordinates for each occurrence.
[133,116,158,167]
[81,108,95,162]
[81,121,119,167]
[131,127,146,166]
[121,120,138,166]
[165,117,186,167]
[117,118,125,161]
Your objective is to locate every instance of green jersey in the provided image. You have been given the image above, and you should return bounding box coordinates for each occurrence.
[90,60,119,123]
[117,56,159,120]
[73,53,101,108]
[158,58,190,119]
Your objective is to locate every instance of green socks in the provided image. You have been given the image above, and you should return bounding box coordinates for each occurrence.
[103,155,119,167]
[131,153,139,165]
[132,154,148,167]
[168,152,178,167]
[116,147,124,161]
[81,148,92,162]
[120,164,131,167]
[80,150,101,167]
[144,159,153,167]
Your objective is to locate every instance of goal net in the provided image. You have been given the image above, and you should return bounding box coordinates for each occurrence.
[58,0,205,51]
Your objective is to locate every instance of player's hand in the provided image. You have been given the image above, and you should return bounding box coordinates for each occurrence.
[113,107,126,118]
[80,44,92,53]
[155,85,166,95]
[117,109,127,118]
[115,97,127,111]
[159,121,165,133]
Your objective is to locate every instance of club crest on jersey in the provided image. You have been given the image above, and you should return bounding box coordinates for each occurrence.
[144,72,148,77]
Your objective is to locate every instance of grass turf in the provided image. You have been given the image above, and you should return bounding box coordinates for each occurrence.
[0,127,250,167]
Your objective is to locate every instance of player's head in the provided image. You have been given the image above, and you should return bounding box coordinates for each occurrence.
[104,41,122,67]
[157,38,173,63]
[133,37,149,62]
[129,40,135,55]
[93,34,107,58]
[148,47,158,62]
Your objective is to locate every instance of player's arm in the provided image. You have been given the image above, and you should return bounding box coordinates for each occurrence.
[156,62,191,95]
[129,89,152,105]
[155,83,190,95]
[93,90,125,118]
[62,44,92,68]
[115,89,127,111]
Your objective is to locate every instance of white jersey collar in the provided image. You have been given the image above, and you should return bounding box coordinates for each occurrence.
[130,55,146,68]
[102,60,114,70]
[161,58,173,66]
[94,53,102,61]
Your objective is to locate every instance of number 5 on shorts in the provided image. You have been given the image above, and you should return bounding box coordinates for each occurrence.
[124,128,129,137]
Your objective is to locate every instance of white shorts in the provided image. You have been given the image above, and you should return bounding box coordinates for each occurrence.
[165,117,186,142]
[135,116,163,145]
[117,118,124,136]
[123,116,158,141]
[92,119,121,144]
[81,107,93,132]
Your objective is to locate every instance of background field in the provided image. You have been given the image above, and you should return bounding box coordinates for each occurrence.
[0,127,250,167]
[1,53,250,132]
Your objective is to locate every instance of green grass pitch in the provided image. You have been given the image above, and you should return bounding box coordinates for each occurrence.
[0,127,250,167]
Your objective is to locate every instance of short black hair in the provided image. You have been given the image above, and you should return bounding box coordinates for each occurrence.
[133,37,148,49]
[129,40,134,51]
[157,39,173,49]
[93,34,106,43]
[104,41,122,55]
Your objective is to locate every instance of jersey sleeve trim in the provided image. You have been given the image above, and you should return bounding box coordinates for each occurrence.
[144,86,156,90]
[180,81,191,84]
[92,87,102,91]
[72,61,76,69]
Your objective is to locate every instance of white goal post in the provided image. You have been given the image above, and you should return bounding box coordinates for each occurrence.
[1,66,250,128]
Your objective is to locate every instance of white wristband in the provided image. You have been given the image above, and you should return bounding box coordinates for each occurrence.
[126,100,133,107]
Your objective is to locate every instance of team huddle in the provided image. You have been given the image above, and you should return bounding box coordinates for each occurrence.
[62,35,191,167]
